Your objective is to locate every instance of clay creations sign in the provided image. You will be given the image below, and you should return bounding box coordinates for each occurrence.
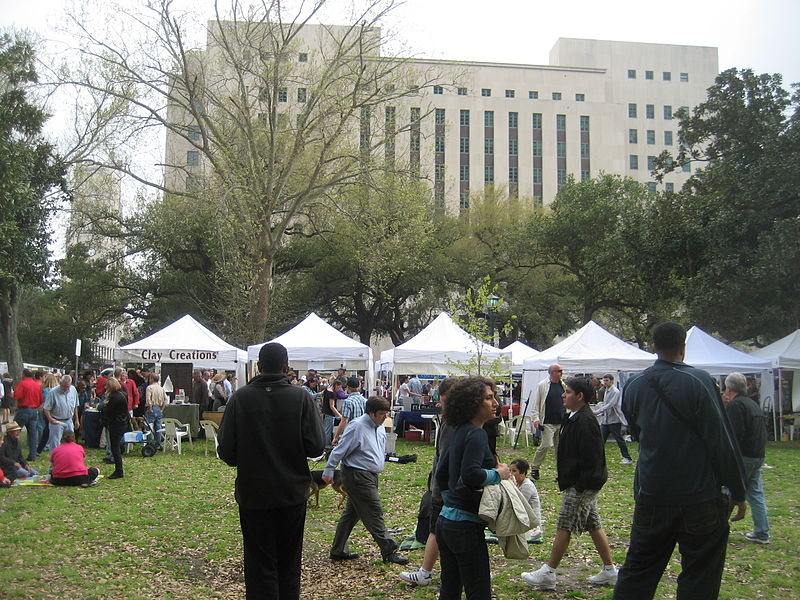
[138,350,220,362]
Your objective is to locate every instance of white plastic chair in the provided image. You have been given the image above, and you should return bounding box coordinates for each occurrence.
[505,415,531,447]
[199,419,219,457]
[162,418,191,454]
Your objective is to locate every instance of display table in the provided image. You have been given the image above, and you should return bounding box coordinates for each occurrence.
[395,411,436,442]
[201,411,225,427]
[164,403,200,437]
[82,409,102,448]
[501,404,521,419]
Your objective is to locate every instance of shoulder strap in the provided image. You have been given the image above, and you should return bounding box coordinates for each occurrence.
[645,372,703,440]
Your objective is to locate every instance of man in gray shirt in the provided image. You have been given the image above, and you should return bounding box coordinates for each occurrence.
[43,375,79,451]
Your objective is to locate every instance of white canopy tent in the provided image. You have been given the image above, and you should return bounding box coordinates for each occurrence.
[379,312,512,376]
[751,329,800,370]
[504,340,539,374]
[114,314,248,384]
[520,321,656,417]
[751,329,800,437]
[247,313,374,391]
[684,326,772,375]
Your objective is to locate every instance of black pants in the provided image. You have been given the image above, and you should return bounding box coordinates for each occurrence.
[437,516,491,600]
[108,423,126,476]
[51,468,99,486]
[600,423,632,460]
[614,496,730,600]
[239,502,307,600]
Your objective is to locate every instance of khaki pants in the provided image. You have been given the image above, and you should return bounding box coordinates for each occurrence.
[532,423,560,470]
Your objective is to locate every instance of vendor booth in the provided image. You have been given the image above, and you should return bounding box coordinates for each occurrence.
[684,326,771,375]
[751,329,800,440]
[505,340,540,374]
[247,312,374,391]
[520,321,656,417]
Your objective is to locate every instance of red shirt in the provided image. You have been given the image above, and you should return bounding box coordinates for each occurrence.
[95,376,108,396]
[50,442,89,478]
[123,378,139,412]
[14,377,43,408]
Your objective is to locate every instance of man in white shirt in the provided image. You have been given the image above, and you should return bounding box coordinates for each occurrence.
[594,374,633,464]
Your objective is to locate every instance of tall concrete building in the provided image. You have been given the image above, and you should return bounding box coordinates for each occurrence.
[165,26,718,211]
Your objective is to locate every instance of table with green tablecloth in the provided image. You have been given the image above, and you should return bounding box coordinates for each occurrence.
[163,403,200,437]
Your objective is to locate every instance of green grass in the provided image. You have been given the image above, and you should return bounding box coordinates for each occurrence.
[1,436,798,599]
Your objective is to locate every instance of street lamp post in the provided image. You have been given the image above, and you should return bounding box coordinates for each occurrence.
[487,294,500,345]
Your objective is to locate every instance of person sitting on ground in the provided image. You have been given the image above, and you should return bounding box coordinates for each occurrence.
[2,421,40,479]
[49,430,99,487]
[509,458,543,543]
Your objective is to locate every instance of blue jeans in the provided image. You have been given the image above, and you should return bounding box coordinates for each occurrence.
[13,407,39,461]
[323,414,335,446]
[614,496,730,600]
[436,516,491,600]
[145,405,163,444]
[601,422,632,460]
[742,456,769,538]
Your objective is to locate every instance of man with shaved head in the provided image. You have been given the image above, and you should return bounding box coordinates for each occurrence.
[529,364,566,480]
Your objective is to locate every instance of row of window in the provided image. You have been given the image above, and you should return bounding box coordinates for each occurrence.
[629,154,690,174]
[629,104,685,120]
[432,86,586,102]
[627,69,689,82]
[629,129,674,146]
[438,165,589,186]
[436,109,589,131]
[437,137,593,158]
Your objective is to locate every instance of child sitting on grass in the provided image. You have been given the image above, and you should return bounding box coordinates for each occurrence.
[510,458,543,542]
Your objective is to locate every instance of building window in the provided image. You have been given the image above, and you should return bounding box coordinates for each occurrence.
[629,103,637,118]
[646,130,655,145]
[484,111,494,127]
[629,129,638,144]
[509,139,518,155]
[509,166,519,183]
[580,115,590,132]
[297,52,308,62]
[460,189,469,211]
[410,134,420,152]
[533,167,542,184]
[663,71,672,81]
[482,88,491,97]
[665,182,675,192]
[460,164,470,181]
[434,188,444,209]
[629,155,639,170]
[552,92,562,100]
[485,165,494,182]
[532,140,542,156]
[557,141,566,158]
[460,137,470,153]
[575,93,585,102]
[664,131,673,146]
[435,164,444,181]
[186,150,199,166]
[529,90,539,99]
[664,105,673,120]
[257,113,267,126]
[557,169,567,186]
[435,135,445,153]
[581,170,590,181]
[628,69,636,79]
[460,109,470,126]
[556,114,566,131]
[411,107,421,123]
[297,88,307,102]
[682,162,691,173]
[680,72,689,83]
[508,112,518,128]
[277,87,288,102]
[458,87,467,96]
[647,155,656,171]
[484,138,494,154]
[435,108,445,125]
[188,125,201,141]
[385,106,395,125]
[580,142,590,159]
[186,175,200,191]
[645,70,654,80]
[532,113,542,129]
[646,104,655,119]
[433,85,443,95]
[505,89,515,98]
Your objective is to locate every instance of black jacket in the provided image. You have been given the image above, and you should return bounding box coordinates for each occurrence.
[556,404,608,492]
[726,394,767,459]
[217,372,325,509]
[102,390,129,427]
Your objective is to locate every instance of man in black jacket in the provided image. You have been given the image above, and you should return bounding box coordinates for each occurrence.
[614,322,746,600]
[218,342,325,600]
[723,372,770,544]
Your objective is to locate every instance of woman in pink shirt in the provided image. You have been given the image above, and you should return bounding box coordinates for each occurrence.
[50,431,99,487]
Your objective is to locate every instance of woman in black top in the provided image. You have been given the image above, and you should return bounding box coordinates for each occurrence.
[102,378,129,479]
[521,376,616,591]
[435,376,511,600]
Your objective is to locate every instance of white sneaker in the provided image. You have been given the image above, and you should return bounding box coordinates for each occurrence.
[521,564,556,590]
[621,458,633,465]
[399,568,433,586]
[588,566,618,586]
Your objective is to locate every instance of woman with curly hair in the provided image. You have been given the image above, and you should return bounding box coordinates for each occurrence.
[434,376,511,600]
[521,376,617,591]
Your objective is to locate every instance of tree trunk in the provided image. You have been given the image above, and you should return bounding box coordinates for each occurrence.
[249,253,276,341]
[0,284,24,380]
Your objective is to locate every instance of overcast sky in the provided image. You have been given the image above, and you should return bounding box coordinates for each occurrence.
[2,0,798,86]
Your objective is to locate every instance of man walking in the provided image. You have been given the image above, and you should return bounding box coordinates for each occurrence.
[324,395,408,565]
[529,364,566,480]
[218,342,325,600]
[594,374,633,464]
[722,372,770,544]
[613,322,746,600]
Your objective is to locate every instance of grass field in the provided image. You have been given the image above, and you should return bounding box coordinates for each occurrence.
[1,433,798,599]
